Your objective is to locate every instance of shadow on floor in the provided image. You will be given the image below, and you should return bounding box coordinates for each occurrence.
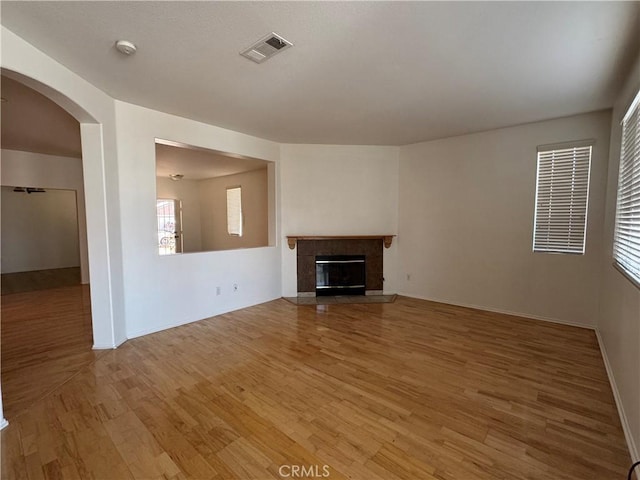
[1,267,81,295]
[1,283,98,419]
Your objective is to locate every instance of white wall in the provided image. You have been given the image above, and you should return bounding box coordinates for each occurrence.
[114,101,282,339]
[599,50,640,461]
[280,144,400,297]
[156,177,203,253]
[2,26,126,349]
[3,25,636,458]
[1,149,89,282]
[398,111,612,327]
[1,186,79,273]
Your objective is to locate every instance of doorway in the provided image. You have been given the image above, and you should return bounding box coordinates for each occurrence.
[0,75,98,419]
[1,186,83,294]
[157,198,183,255]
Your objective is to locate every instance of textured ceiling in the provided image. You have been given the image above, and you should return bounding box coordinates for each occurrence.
[2,1,639,146]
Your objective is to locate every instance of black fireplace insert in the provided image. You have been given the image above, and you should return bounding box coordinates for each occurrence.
[315,255,366,296]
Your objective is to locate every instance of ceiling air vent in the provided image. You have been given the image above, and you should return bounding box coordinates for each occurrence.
[240,32,293,64]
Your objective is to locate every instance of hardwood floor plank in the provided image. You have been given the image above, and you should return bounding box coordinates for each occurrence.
[1,295,631,479]
[1,285,100,420]
[1,268,81,295]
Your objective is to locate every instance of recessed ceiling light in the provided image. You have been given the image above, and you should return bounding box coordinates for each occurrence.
[115,40,137,56]
[169,174,184,181]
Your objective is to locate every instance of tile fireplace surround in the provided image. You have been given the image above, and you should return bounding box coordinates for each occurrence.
[291,236,393,296]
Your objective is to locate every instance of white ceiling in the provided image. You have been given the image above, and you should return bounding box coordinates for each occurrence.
[156,142,269,180]
[2,1,639,146]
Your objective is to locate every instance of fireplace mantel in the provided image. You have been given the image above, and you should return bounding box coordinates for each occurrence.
[286,235,395,250]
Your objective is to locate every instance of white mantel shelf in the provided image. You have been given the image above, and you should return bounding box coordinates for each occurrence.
[286,235,396,250]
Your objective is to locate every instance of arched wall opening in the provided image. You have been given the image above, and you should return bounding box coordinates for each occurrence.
[1,74,89,284]
[1,69,118,348]
[0,67,121,426]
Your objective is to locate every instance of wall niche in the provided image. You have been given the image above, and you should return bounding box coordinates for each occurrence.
[155,139,275,255]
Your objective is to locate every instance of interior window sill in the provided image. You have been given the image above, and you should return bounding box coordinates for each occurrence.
[612,262,640,291]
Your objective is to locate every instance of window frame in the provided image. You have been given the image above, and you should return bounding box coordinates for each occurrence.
[612,88,640,288]
[532,140,594,255]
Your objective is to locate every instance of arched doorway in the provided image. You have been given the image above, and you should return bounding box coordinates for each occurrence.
[0,63,123,423]
[0,73,93,418]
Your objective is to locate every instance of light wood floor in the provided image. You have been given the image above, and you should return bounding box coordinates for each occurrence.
[1,296,631,479]
[1,267,81,295]
[1,285,100,419]
[284,295,396,305]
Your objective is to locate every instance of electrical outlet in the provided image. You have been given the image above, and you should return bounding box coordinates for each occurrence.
[233,284,238,292]
[216,286,221,296]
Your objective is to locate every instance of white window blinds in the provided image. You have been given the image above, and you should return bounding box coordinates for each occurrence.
[226,187,243,236]
[533,143,592,254]
[613,89,640,284]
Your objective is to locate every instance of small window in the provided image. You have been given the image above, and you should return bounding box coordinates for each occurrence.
[533,142,592,254]
[226,186,243,236]
[613,89,640,285]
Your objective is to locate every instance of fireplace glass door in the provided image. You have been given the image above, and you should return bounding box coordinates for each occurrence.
[315,255,366,296]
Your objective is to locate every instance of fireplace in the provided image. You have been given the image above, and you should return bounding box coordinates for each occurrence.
[294,238,386,296]
[316,255,365,296]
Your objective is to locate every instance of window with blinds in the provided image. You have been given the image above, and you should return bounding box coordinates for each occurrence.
[613,89,640,285]
[226,186,243,236]
[533,143,592,254]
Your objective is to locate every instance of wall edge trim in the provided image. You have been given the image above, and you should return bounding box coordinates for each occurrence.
[398,293,636,461]
[126,295,282,340]
[92,336,126,350]
[595,330,639,462]
[396,293,596,330]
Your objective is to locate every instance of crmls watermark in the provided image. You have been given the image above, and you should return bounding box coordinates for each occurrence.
[278,464,330,478]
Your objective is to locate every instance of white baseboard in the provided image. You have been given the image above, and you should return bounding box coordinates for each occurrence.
[396,292,596,330]
[398,292,636,462]
[92,336,127,350]
[126,295,282,340]
[595,330,638,462]
[127,316,205,340]
[0,418,8,430]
